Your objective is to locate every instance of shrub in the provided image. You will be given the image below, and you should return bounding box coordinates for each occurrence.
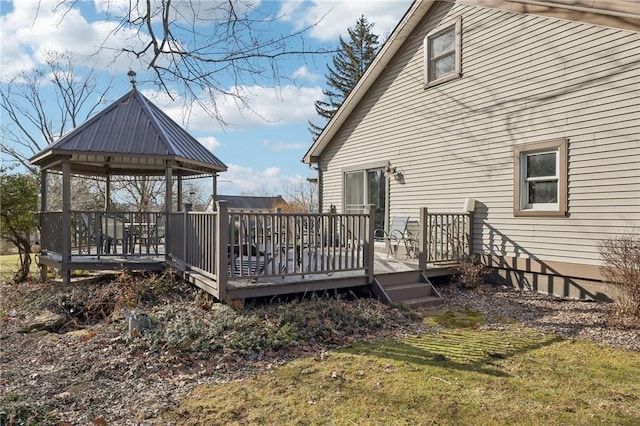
[452,254,488,290]
[598,231,640,317]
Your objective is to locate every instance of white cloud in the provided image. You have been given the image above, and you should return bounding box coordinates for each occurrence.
[219,164,285,195]
[0,0,156,81]
[197,136,221,151]
[279,0,413,42]
[214,165,317,197]
[263,139,308,152]
[93,0,132,16]
[142,84,323,132]
[292,65,321,83]
[94,0,261,25]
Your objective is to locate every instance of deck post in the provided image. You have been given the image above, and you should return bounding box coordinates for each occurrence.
[365,204,375,284]
[466,212,474,257]
[419,207,428,273]
[464,199,475,257]
[215,201,228,300]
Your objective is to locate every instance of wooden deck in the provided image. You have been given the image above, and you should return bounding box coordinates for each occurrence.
[36,206,470,304]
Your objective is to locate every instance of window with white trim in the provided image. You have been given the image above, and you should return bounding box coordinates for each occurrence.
[424,17,461,87]
[514,139,568,217]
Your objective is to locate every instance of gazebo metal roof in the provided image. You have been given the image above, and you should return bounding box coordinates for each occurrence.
[30,89,227,177]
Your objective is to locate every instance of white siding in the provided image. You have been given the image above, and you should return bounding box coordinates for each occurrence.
[318,2,640,269]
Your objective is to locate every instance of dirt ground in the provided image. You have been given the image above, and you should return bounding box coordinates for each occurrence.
[1,277,638,425]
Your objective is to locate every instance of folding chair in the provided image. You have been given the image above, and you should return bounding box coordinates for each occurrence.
[375,216,410,258]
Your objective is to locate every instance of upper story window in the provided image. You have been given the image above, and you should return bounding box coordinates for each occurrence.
[514,139,568,217]
[424,17,461,88]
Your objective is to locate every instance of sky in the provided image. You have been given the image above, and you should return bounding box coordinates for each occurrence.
[0,0,412,197]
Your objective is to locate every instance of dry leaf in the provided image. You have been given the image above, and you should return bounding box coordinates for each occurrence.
[83,330,97,341]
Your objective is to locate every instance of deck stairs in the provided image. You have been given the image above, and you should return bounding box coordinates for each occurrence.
[372,270,442,307]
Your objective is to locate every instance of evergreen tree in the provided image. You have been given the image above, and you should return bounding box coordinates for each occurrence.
[309,16,380,139]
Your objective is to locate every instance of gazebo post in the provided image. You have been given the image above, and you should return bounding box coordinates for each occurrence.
[105,173,112,211]
[165,165,173,263]
[177,173,183,211]
[165,165,173,214]
[61,161,72,285]
[39,169,49,282]
[40,169,48,211]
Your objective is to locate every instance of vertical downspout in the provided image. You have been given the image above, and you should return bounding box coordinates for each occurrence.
[317,167,323,213]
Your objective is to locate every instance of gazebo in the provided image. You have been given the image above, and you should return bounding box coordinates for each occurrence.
[30,87,227,284]
[29,85,451,307]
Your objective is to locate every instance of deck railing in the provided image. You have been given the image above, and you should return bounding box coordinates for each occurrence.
[167,211,219,276]
[163,203,375,299]
[37,212,63,254]
[227,209,371,280]
[419,208,472,264]
[37,204,473,297]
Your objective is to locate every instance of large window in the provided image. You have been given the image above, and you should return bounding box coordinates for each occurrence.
[424,17,461,87]
[514,139,568,217]
[344,168,386,231]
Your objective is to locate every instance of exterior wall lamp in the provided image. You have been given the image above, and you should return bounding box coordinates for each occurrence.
[384,162,404,182]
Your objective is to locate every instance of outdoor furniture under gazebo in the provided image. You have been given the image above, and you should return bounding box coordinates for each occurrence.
[30,87,227,284]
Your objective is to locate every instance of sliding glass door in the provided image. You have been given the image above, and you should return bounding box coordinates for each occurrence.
[344,168,386,231]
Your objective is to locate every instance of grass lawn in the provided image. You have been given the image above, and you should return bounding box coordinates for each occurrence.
[0,254,24,280]
[168,325,640,425]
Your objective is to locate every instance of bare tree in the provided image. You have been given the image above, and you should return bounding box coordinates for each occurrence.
[45,173,106,211]
[281,178,318,213]
[0,51,114,174]
[112,177,166,212]
[241,186,274,197]
[51,0,333,121]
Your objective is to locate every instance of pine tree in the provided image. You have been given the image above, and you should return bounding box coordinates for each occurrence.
[309,16,380,139]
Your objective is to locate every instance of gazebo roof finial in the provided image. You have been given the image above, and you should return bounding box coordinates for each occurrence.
[127,70,137,90]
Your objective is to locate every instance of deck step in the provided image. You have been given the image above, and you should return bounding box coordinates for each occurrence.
[401,295,443,307]
[372,271,443,307]
[384,282,434,301]
[375,270,423,286]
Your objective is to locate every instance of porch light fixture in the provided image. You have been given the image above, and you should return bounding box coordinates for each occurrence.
[384,162,396,178]
[384,162,404,181]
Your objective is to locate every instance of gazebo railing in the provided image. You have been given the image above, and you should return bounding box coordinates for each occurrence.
[38,211,166,257]
[37,212,63,254]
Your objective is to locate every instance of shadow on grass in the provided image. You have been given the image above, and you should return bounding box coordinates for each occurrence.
[340,329,561,377]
